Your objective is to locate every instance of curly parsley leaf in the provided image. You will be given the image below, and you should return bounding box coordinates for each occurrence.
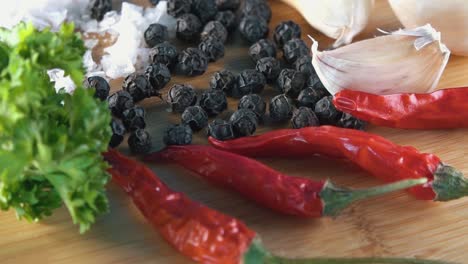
[0,23,111,233]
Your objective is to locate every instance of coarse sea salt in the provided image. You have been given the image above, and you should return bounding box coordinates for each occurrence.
[47,69,77,94]
[0,0,90,31]
[2,0,176,83]
[96,1,176,79]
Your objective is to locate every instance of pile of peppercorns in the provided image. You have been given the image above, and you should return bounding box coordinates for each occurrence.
[86,0,364,153]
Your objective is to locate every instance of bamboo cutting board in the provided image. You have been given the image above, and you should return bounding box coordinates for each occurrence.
[1,0,467,263]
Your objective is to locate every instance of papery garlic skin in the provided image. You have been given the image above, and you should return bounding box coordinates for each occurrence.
[389,0,468,56]
[311,25,450,95]
[281,0,374,47]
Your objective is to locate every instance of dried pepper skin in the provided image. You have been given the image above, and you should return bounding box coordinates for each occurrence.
[239,15,269,43]
[109,118,126,148]
[209,126,468,201]
[199,38,225,62]
[201,21,228,43]
[149,41,178,68]
[128,129,152,154]
[249,39,277,62]
[88,0,112,21]
[83,76,110,101]
[207,119,235,141]
[163,124,193,146]
[273,20,301,48]
[104,150,256,264]
[215,11,237,32]
[334,88,468,129]
[106,152,437,264]
[147,145,325,217]
[177,47,208,76]
[123,73,152,103]
[148,146,426,217]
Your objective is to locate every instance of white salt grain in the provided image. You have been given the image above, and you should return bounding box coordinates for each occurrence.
[2,0,176,80]
[47,69,77,94]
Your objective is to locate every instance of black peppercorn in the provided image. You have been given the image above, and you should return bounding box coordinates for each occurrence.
[144,23,168,48]
[149,0,160,6]
[249,39,277,62]
[167,0,192,17]
[207,119,235,141]
[233,69,266,98]
[277,69,307,98]
[199,38,225,62]
[209,70,238,95]
[181,106,209,131]
[229,109,258,137]
[107,90,134,118]
[83,76,110,101]
[199,89,228,116]
[128,129,152,154]
[294,55,314,77]
[215,11,237,32]
[122,106,146,132]
[296,87,325,109]
[163,124,193,146]
[241,0,272,22]
[191,0,218,23]
[269,94,294,122]
[176,13,202,42]
[238,94,266,119]
[239,15,268,43]
[283,38,309,64]
[177,47,208,76]
[88,0,112,21]
[109,118,126,148]
[167,84,198,113]
[314,96,341,125]
[149,41,178,68]
[201,21,228,43]
[145,63,171,92]
[307,75,330,98]
[256,57,281,82]
[273,20,301,48]
[291,107,319,129]
[337,113,367,130]
[122,73,152,103]
[216,0,240,11]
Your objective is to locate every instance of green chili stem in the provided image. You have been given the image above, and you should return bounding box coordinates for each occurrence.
[321,178,428,217]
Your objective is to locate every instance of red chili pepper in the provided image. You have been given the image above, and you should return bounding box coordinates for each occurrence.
[209,126,468,201]
[104,149,256,264]
[105,150,448,264]
[146,145,426,217]
[333,88,468,129]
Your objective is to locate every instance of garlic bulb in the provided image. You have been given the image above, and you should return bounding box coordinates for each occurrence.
[311,25,450,95]
[281,0,374,47]
[389,0,468,56]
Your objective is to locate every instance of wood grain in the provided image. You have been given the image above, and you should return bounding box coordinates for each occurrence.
[1,0,467,263]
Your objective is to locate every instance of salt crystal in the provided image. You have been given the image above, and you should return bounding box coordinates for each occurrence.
[47,68,77,94]
[101,54,135,79]
[84,39,99,49]
[96,1,177,79]
[0,0,91,31]
[2,0,177,80]
[136,48,151,72]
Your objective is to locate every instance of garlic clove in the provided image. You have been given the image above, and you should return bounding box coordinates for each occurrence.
[311,24,450,95]
[281,0,374,47]
[389,0,468,57]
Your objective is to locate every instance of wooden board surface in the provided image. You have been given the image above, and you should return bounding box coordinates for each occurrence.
[1,0,468,263]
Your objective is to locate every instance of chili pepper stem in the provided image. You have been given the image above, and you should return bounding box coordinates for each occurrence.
[244,238,452,264]
[432,164,468,201]
[320,178,428,217]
